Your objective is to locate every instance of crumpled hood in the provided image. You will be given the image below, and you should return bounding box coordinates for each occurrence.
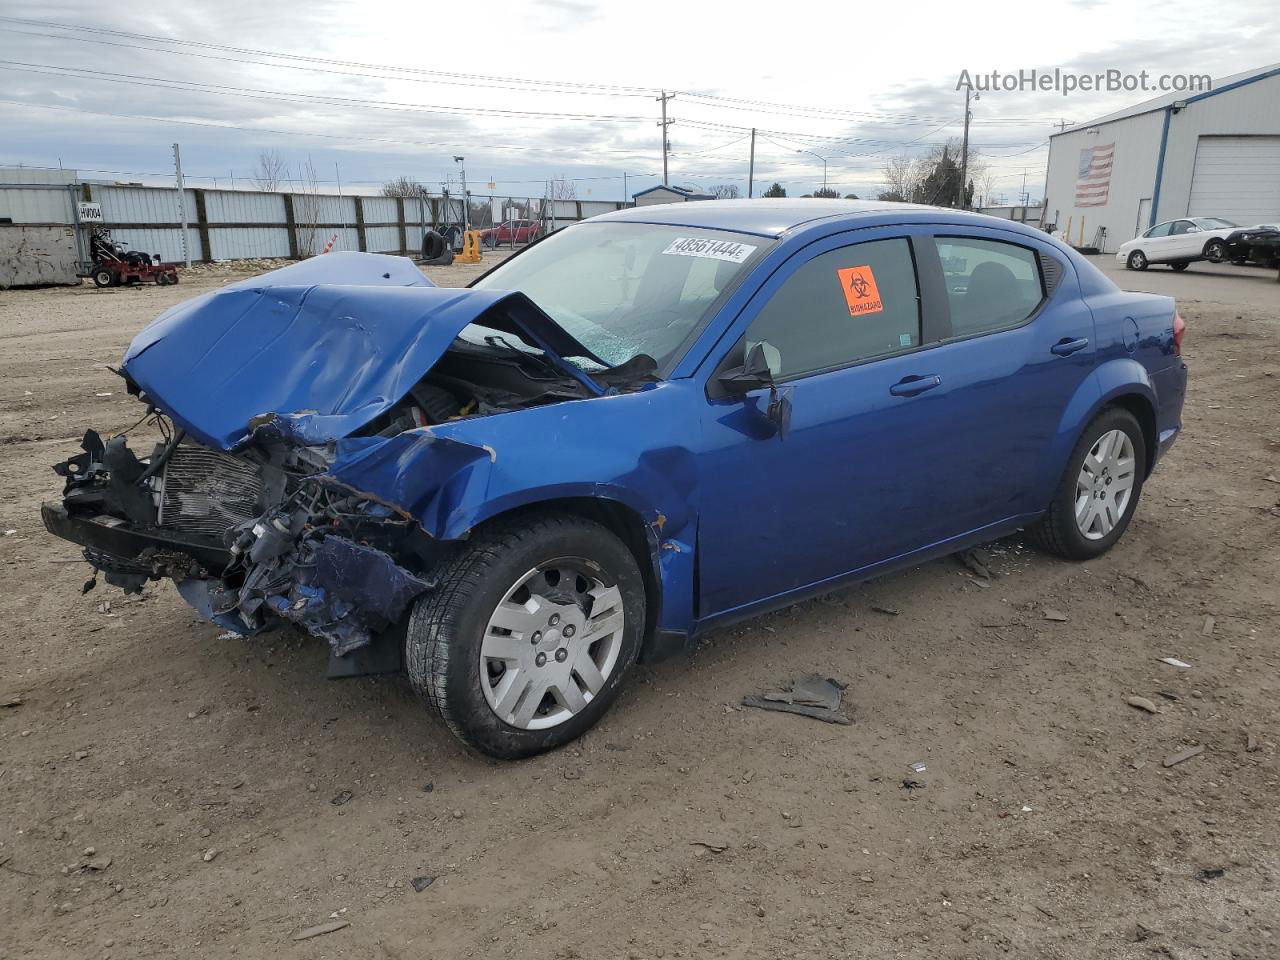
[122,252,601,450]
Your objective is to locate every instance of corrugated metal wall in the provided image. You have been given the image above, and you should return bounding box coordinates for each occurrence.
[364,226,402,253]
[0,185,76,224]
[204,190,286,223]
[361,197,399,223]
[208,227,291,260]
[0,181,628,263]
[112,227,204,263]
[97,185,196,225]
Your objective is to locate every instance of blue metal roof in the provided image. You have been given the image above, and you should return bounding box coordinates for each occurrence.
[593,198,1012,239]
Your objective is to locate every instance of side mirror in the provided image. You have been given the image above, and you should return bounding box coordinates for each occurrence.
[719,341,775,394]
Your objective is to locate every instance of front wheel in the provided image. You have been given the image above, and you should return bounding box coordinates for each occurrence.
[1204,239,1227,262]
[1126,250,1149,271]
[1027,407,1147,561]
[92,268,115,288]
[406,514,646,759]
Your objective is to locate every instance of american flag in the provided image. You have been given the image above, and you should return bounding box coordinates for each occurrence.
[1075,143,1115,208]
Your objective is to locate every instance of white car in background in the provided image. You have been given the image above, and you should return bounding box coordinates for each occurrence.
[1116,217,1241,271]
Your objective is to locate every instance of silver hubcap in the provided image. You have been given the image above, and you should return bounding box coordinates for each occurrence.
[480,559,625,730]
[1075,429,1136,540]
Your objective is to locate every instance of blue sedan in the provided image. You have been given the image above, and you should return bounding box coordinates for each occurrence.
[44,199,1187,758]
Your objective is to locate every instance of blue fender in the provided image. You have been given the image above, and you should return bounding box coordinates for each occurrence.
[321,382,704,636]
[1039,358,1156,501]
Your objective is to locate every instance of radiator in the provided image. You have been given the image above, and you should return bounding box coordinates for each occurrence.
[157,445,263,539]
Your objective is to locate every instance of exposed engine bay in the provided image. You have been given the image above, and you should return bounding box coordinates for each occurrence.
[47,332,616,663]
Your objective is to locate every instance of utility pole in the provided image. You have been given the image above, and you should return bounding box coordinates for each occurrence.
[172,142,190,267]
[748,127,756,198]
[656,90,675,186]
[623,170,628,205]
[453,156,468,231]
[958,85,977,209]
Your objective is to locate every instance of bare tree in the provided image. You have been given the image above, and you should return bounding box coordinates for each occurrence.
[881,154,925,203]
[294,157,324,258]
[708,183,740,199]
[381,176,424,197]
[254,149,288,192]
[550,177,577,200]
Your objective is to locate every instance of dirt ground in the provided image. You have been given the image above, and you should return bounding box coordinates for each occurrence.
[0,252,1277,960]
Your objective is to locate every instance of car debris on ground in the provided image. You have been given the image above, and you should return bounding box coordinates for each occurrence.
[741,674,851,724]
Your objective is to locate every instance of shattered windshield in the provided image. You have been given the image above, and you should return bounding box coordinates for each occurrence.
[470,222,764,371]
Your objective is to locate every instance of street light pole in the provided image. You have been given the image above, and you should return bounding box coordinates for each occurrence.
[796,148,828,194]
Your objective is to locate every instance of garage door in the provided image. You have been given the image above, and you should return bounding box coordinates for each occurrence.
[1188,136,1280,225]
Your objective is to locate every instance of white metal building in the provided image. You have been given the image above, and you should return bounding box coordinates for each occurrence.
[1043,64,1280,252]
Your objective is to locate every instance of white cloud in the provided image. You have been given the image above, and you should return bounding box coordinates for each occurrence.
[1,0,1273,200]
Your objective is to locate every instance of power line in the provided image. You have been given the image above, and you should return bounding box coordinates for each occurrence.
[0,16,659,95]
[0,17,1076,128]
[0,98,660,159]
[0,60,655,124]
[0,26,656,100]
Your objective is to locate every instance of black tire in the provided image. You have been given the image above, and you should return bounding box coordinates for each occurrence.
[405,514,646,759]
[421,229,445,262]
[1126,250,1148,271]
[1203,239,1227,262]
[1027,407,1147,561]
[1170,260,1189,272]
[92,268,115,288]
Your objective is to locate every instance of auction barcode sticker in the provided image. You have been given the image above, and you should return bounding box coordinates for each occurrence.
[661,237,757,263]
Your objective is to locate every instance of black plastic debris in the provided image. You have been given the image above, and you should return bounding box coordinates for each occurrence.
[1197,867,1226,882]
[742,674,851,725]
[331,790,353,806]
[411,875,435,892]
[902,778,926,791]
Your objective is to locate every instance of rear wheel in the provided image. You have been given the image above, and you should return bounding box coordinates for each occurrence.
[1126,250,1149,271]
[92,268,115,288]
[405,514,646,759]
[1027,407,1147,561]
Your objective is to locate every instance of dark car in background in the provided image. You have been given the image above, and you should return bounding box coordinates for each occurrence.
[43,200,1187,759]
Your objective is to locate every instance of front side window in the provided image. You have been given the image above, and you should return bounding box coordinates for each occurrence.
[472,222,763,370]
[1193,217,1237,229]
[1170,220,1196,235]
[744,238,920,380]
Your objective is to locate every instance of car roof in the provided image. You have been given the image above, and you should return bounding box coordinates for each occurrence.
[591,198,941,239]
[589,198,1044,240]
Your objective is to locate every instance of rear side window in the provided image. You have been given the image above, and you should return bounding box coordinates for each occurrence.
[746,237,920,380]
[934,237,1044,338]
[1146,222,1172,238]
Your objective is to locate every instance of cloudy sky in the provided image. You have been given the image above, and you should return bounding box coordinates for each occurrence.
[1,0,1274,201]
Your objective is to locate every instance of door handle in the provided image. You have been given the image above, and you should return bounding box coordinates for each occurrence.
[889,375,942,397]
[1051,337,1090,357]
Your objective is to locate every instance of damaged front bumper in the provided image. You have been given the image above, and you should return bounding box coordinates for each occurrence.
[45,428,446,665]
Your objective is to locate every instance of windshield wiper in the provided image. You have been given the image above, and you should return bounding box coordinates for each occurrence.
[483,334,573,381]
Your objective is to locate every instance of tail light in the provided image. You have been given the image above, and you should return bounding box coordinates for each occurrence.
[1173,310,1186,355]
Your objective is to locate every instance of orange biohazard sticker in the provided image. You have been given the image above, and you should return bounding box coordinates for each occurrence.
[836,265,883,317]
